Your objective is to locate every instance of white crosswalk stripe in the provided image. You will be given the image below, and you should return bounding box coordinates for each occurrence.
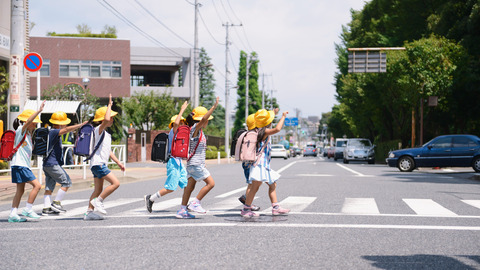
[403,199,457,216]
[341,198,380,215]
[3,195,480,219]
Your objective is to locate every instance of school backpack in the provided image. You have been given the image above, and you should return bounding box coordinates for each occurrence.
[32,127,49,156]
[230,128,246,157]
[0,130,27,161]
[151,133,169,163]
[239,130,259,162]
[171,125,190,159]
[73,124,105,161]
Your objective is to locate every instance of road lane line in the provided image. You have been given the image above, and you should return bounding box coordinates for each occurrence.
[341,198,380,214]
[277,161,298,174]
[0,199,88,217]
[462,200,480,210]
[335,163,371,177]
[403,199,457,216]
[297,174,333,177]
[61,198,144,217]
[215,187,246,198]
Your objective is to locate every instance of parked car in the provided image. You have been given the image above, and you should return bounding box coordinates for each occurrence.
[334,139,348,161]
[386,134,480,172]
[303,145,318,157]
[343,138,375,164]
[271,144,289,159]
[295,147,302,156]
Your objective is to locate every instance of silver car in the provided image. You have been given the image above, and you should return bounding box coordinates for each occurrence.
[343,138,375,164]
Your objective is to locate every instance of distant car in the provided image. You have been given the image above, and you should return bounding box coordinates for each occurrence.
[303,145,318,157]
[343,138,375,164]
[334,139,348,161]
[323,146,330,157]
[295,147,302,156]
[271,144,289,159]
[386,134,480,172]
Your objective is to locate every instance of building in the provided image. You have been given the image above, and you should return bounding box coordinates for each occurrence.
[0,0,10,70]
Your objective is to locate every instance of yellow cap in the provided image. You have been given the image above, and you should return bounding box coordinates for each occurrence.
[17,109,42,123]
[169,115,185,129]
[192,106,213,121]
[93,107,118,122]
[254,109,275,128]
[49,111,71,125]
[246,114,255,130]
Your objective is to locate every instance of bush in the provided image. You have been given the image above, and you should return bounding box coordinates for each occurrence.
[374,140,402,164]
[207,145,218,152]
[206,150,227,159]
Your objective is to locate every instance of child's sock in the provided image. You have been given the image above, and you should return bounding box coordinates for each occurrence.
[10,208,18,216]
[44,195,52,208]
[272,203,279,209]
[181,205,187,210]
[150,192,161,202]
[55,189,66,202]
[193,198,201,204]
[26,203,33,211]
[98,196,104,202]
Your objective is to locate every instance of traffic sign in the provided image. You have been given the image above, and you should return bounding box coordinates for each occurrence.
[284,117,299,126]
[284,118,291,126]
[23,52,43,72]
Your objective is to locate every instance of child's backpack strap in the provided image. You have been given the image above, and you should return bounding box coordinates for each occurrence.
[84,131,105,162]
[8,132,27,161]
[253,136,269,166]
[187,130,203,162]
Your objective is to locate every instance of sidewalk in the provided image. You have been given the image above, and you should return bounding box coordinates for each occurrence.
[0,158,235,204]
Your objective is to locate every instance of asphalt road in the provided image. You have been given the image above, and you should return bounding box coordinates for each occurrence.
[1,156,480,269]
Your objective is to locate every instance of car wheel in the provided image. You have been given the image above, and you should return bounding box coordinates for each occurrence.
[397,156,415,172]
[334,157,337,161]
[368,159,375,164]
[472,156,480,172]
[343,159,349,164]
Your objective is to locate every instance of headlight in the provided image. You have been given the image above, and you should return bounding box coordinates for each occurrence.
[348,150,354,155]
[388,152,395,158]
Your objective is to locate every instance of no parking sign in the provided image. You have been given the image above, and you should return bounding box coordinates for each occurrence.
[23,52,43,72]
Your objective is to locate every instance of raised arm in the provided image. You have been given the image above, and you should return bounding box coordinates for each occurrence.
[196,97,219,130]
[98,94,113,135]
[22,100,45,133]
[173,101,189,133]
[265,111,288,137]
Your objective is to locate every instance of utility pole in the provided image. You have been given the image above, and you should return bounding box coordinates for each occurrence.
[223,22,241,157]
[192,0,200,107]
[261,73,272,108]
[9,0,26,128]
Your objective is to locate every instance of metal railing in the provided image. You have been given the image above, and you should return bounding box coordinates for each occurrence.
[0,145,127,183]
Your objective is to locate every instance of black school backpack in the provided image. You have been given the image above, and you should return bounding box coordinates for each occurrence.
[32,127,49,156]
[151,133,169,163]
[230,128,247,157]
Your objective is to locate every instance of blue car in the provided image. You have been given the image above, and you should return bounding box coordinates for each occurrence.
[386,134,480,172]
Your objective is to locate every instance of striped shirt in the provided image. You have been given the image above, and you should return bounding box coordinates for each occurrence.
[187,123,207,166]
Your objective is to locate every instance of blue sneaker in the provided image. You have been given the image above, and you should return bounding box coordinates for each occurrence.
[21,209,41,219]
[175,209,195,219]
[8,214,27,223]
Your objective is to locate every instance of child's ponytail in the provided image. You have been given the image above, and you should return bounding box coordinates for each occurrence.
[13,118,21,130]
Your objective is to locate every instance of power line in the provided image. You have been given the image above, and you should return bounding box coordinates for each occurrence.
[225,0,242,23]
[198,10,225,45]
[211,0,226,24]
[98,0,183,57]
[134,0,193,47]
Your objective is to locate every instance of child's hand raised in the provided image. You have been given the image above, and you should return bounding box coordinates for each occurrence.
[273,108,280,115]
[282,111,289,117]
[181,100,188,110]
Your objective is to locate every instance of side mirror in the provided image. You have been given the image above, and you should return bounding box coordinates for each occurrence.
[427,145,433,149]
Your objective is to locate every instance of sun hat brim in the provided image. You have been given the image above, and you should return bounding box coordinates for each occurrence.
[256,110,275,128]
[193,115,214,121]
[93,110,118,122]
[50,118,71,125]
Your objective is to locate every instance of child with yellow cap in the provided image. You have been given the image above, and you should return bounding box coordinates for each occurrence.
[8,101,45,222]
[180,97,219,215]
[42,112,87,215]
[241,108,291,218]
[144,101,194,218]
[84,94,125,220]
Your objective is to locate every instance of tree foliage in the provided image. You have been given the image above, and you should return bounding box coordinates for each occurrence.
[0,66,8,114]
[331,0,479,147]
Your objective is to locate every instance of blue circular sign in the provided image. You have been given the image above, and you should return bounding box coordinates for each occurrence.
[23,52,43,72]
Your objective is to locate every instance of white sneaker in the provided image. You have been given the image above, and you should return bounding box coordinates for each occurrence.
[187,202,207,214]
[21,208,41,219]
[83,211,104,221]
[90,198,107,215]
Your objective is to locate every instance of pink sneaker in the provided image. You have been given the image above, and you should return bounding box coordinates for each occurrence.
[241,208,260,218]
[272,206,290,216]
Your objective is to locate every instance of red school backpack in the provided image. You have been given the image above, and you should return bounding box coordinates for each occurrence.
[0,130,27,161]
[171,126,191,159]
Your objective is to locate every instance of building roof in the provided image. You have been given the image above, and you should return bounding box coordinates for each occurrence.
[24,100,82,114]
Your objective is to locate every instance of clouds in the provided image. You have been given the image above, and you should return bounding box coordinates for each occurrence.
[30,0,367,118]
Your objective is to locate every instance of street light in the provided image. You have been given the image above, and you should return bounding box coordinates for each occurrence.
[82,77,90,90]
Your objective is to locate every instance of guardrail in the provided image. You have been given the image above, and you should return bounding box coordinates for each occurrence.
[0,144,127,184]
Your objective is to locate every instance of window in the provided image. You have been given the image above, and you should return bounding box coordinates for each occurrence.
[431,137,452,148]
[58,59,122,78]
[40,59,50,77]
[453,137,478,147]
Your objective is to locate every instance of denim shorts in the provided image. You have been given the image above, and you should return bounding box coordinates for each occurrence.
[186,165,210,182]
[11,166,36,184]
[164,158,188,191]
[44,165,72,191]
[91,164,111,179]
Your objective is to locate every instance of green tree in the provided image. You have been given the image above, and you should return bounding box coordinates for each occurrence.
[0,66,8,114]
[233,51,263,133]
[76,23,92,35]
[101,25,117,36]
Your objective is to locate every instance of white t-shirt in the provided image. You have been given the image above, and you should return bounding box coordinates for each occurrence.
[90,126,112,167]
[10,126,33,168]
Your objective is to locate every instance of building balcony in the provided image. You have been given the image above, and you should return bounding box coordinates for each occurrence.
[130,86,190,99]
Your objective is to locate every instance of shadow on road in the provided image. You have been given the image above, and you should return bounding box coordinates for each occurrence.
[363,254,480,269]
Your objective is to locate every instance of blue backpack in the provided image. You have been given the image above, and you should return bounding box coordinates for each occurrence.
[74,124,104,161]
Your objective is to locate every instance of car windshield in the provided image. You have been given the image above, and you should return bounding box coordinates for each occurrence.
[349,139,371,147]
[336,141,346,147]
[272,145,283,149]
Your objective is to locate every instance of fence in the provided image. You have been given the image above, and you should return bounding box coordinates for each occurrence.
[0,144,127,183]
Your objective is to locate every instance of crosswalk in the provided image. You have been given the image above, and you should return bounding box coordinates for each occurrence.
[2,196,480,219]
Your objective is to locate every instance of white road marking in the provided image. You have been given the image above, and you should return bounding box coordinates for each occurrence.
[403,199,457,216]
[61,198,144,217]
[277,161,298,174]
[262,196,317,213]
[335,163,372,177]
[120,197,183,216]
[341,198,380,214]
[462,200,480,210]
[215,187,246,198]
[0,199,88,216]
[297,174,333,177]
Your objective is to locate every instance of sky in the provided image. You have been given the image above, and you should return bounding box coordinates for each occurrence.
[29,0,368,119]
